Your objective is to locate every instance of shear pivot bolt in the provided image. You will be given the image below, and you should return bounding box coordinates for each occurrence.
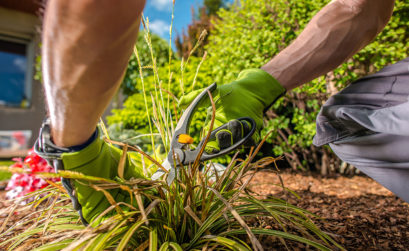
[178,134,194,144]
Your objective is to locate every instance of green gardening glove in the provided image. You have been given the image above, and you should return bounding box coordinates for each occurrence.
[60,130,147,225]
[179,68,285,153]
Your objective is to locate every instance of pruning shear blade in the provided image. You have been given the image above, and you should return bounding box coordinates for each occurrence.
[151,83,256,185]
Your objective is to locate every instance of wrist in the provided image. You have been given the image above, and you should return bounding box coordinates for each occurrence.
[49,116,99,147]
[260,64,291,91]
[35,118,99,157]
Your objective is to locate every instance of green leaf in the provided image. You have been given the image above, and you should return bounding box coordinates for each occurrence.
[200,236,251,251]
[159,242,183,251]
[223,229,339,251]
[31,240,73,251]
[116,220,145,251]
[149,228,158,251]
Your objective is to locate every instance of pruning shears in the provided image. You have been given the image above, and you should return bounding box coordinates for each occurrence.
[151,83,256,185]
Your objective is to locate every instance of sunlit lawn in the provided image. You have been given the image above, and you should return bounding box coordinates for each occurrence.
[0,160,13,181]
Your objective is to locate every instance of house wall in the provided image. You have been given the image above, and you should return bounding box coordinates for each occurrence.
[0,7,44,155]
[0,79,46,146]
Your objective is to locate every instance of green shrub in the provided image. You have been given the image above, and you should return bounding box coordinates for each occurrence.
[204,0,409,173]
[110,0,409,173]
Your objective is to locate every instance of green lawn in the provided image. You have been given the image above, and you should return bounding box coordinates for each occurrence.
[0,160,13,181]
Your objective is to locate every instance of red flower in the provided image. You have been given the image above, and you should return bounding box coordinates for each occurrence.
[6,148,60,200]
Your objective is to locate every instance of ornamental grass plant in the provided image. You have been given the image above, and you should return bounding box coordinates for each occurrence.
[0,148,342,250]
[0,5,343,250]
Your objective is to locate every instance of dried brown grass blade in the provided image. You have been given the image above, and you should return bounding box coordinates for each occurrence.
[184,205,203,226]
[214,151,240,191]
[160,87,178,103]
[144,199,161,216]
[136,240,149,250]
[89,184,124,217]
[0,203,18,234]
[120,185,134,206]
[45,179,67,194]
[118,144,128,180]
[134,186,148,225]
[14,238,39,251]
[42,194,59,235]
[236,130,274,183]
[202,242,209,251]
[106,139,168,174]
[192,89,216,175]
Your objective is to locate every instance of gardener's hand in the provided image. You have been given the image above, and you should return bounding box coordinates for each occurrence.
[58,130,146,225]
[179,69,285,153]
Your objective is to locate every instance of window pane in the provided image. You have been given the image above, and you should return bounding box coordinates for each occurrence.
[0,39,27,107]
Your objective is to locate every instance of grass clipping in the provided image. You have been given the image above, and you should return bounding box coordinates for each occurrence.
[1,9,343,250]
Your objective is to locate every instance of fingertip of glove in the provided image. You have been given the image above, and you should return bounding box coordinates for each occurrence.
[205,140,220,154]
[177,97,189,109]
[178,88,205,109]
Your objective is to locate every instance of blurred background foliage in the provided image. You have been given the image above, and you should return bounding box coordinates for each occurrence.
[121,32,177,96]
[108,56,213,146]
[175,0,226,59]
[108,0,408,174]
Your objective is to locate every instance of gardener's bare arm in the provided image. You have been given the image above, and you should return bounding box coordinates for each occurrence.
[261,0,395,90]
[42,0,146,147]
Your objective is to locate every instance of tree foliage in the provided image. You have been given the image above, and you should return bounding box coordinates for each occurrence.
[175,0,227,59]
[203,0,226,16]
[111,0,409,174]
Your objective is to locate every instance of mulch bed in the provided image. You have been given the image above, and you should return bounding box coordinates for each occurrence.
[1,170,408,250]
[250,169,409,250]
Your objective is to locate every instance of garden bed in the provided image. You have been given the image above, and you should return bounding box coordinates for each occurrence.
[251,170,409,250]
[1,169,408,250]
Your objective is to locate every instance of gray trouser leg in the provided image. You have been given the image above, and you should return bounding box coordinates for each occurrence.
[330,134,409,202]
[313,57,409,203]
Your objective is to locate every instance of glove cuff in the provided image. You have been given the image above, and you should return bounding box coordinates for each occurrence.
[34,118,93,226]
[237,68,286,109]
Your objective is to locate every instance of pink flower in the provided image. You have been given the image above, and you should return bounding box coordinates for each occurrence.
[6,148,60,200]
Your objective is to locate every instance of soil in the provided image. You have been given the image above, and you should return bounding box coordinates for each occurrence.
[1,170,408,250]
[249,169,409,250]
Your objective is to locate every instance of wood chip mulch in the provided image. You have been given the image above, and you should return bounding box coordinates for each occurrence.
[249,169,409,250]
[1,170,408,250]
